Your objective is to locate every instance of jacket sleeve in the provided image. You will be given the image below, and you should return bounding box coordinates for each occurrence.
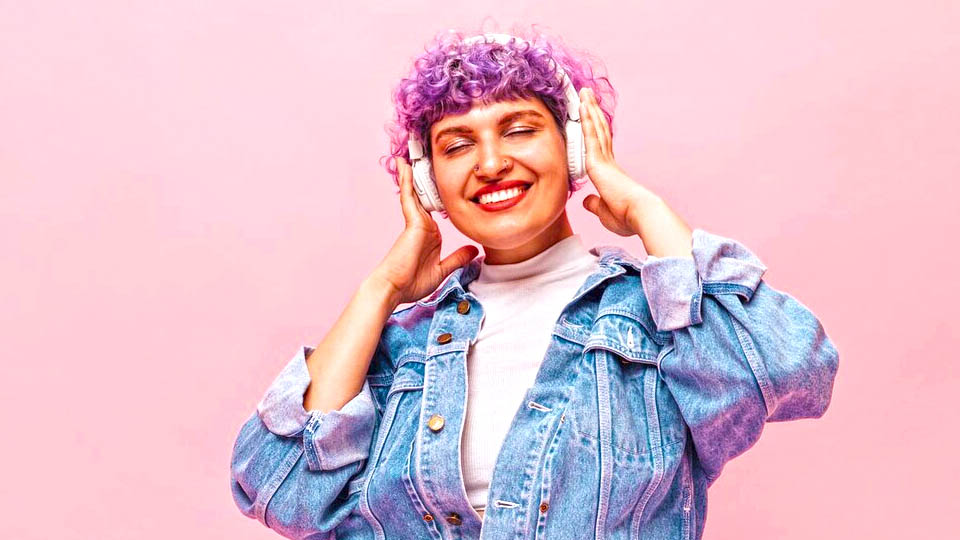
[640,228,839,485]
[229,344,380,538]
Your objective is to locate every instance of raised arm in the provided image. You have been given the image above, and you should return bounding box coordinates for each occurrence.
[641,228,840,485]
[230,156,479,537]
[230,274,398,537]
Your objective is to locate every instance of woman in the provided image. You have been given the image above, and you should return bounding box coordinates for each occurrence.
[230,29,839,540]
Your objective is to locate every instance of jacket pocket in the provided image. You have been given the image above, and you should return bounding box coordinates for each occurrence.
[368,358,426,469]
[579,312,669,456]
[562,327,666,537]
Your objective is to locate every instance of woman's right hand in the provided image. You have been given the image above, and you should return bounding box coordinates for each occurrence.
[371,156,479,306]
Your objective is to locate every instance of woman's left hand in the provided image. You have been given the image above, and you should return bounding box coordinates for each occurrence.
[578,87,651,237]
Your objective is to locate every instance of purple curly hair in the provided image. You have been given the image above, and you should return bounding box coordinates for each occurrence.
[381,25,617,206]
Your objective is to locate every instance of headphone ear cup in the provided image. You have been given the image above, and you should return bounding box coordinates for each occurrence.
[411,156,445,213]
[565,119,586,181]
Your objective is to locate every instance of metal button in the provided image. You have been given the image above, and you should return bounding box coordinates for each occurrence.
[539,502,549,513]
[437,332,452,344]
[447,512,462,525]
[457,300,470,314]
[423,513,433,522]
[427,414,445,432]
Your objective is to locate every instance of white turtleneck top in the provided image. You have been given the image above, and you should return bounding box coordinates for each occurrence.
[460,234,599,517]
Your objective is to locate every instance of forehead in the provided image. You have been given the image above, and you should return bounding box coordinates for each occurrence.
[430,95,551,137]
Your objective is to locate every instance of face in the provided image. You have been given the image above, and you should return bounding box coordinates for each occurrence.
[429,95,574,265]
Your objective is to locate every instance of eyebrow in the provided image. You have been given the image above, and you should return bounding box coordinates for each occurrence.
[432,109,546,145]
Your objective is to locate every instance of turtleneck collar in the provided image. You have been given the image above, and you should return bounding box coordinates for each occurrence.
[474,234,596,284]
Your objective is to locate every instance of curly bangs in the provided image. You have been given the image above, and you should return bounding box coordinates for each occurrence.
[381,25,617,195]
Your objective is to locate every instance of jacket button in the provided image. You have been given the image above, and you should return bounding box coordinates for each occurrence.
[446,512,462,525]
[437,332,453,344]
[427,414,445,432]
[457,300,470,314]
[539,502,549,513]
[423,513,433,522]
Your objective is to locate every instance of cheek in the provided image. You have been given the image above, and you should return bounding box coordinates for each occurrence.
[518,136,567,172]
[431,162,462,196]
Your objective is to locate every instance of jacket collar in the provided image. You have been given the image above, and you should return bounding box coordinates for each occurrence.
[415,244,644,308]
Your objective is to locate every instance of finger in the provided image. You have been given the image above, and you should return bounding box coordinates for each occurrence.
[438,245,480,276]
[579,95,602,162]
[582,194,602,216]
[589,90,614,158]
[583,90,609,159]
[586,89,612,158]
[584,194,634,236]
[583,193,615,220]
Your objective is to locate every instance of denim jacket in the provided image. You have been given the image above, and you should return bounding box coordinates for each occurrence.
[230,228,839,540]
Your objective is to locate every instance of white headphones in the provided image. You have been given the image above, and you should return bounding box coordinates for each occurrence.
[406,33,587,213]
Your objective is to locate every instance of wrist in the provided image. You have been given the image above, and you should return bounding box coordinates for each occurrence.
[626,189,666,238]
[627,194,695,259]
[362,272,403,313]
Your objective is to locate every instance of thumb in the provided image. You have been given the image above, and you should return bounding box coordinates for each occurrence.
[583,194,602,216]
[438,245,480,277]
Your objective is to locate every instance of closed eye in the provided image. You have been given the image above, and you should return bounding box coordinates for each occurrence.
[443,128,539,155]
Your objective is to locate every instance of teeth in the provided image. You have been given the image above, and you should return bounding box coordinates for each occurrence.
[478,186,526,205]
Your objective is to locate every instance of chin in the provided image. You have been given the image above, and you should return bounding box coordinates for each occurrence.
[472,224,544,250]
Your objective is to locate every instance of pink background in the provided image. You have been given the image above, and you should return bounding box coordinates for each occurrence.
[2,1,957,538]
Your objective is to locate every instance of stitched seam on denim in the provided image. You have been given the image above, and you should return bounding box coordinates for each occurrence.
[597,307,671,347]
[571,427,652,458]
[402,434,443,539]
[387,382,424,398]
[553,323,588,346]
[359,387,403,540]
[303,412,322,471]
[594,350,613,539]
[571,424,684,457]
[702,282,755,300]
[535,409,566,540]
[416,360,450,537]
[425,342,470,358]
[729,315,778,418]
[584,341,658,364]
[253,441,303,528]
[416,278,460,307]
[681,444,694,540]
[689,287,703,326]
[393,353,426,370]
[631,367,667,539]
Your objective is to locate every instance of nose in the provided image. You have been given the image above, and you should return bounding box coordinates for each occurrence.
[473,142,512,180]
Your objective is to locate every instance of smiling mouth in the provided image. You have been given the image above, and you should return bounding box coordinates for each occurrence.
[470,183,532,212]
[470,183,532,204]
